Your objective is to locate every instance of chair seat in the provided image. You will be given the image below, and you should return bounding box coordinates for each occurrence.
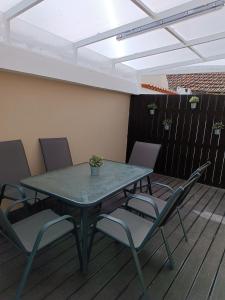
[97,208,153,249]
[127,195,166,218]
[127,194,167,219]
[12,209,73,252]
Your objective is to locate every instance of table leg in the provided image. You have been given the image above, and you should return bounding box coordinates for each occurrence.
[80,208,89,273]
[147,175,152,195]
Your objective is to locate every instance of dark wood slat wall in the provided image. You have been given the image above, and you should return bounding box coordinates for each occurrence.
[126,94,225,188]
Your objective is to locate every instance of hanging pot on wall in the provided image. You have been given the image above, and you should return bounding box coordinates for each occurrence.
[191,102,197,109]
[214,129,221,135]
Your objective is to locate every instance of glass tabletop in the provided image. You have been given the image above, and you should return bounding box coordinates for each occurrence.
[21,160,153,207]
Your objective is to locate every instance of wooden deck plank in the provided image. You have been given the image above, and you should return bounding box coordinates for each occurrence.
[186,211,225,300]
[163,190,225,300]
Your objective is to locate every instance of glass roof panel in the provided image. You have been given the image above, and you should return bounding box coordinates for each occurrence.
[141,0,190,13]
[0,0,22,12]
[17,0,146,42]
[193,39,225,58]
[171,7,225,40]
[87,29,180,59]
[124,48,198,70]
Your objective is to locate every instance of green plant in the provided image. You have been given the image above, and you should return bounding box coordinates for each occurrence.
[89,155,103,167]
[212,121,225,130]
[163,119,172,126]
[189,96,200,103]
[147,103,158,110]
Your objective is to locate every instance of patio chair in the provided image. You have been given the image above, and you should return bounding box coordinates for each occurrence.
[89,175,200,297]
[0,140,46,208]
[125,141,161,196]
[39,137,73,172]
[125,162,211,242]
[0,185,81,300]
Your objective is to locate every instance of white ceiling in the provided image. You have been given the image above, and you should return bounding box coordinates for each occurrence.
[0,0,225,85]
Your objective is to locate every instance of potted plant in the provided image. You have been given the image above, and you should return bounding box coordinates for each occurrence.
[189,96,200,109]
[163,119,172,131]
[147,103,158,115]
[89,155,103,176]
[212,121,224,135]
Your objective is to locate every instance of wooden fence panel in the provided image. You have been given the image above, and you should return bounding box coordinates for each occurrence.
[126,94,225,188]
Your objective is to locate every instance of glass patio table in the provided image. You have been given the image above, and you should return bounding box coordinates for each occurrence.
[21,160,153,272]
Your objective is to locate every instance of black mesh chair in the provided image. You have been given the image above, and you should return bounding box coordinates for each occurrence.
[39,137,73,172]
[0,187,81,300]
[125,161,211,242]
[124,142,161,196]
[0,140,46,208]
[90,174,201,297]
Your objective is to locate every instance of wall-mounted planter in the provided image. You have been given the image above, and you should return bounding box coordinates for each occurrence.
[191,102,197,109]
[149,109,155,115]
[214,129,221,135]
[212,122,224,136]
[164,124,170,131]
[189,96,200,110]
[147,103,157,116]
[163,119,172,131]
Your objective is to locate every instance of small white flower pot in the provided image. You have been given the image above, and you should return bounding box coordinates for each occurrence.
[149,109,155,115]
[191,102,197,109]
[164,124,170,131]
[90,166,100,176]
[214,129,221,135]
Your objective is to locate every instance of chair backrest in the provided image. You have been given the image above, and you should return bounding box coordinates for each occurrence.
[188,161,211,181]
[143,174,201,245]
[0,140,31,184]
[129,141,161,169]
[157,174,201,228]
[39,138,73,172]
[0,207,25,251]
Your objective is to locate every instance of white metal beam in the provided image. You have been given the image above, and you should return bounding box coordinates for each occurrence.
[73,17,151,48]
[4,0,45,21]
[139,53,225,74]
[113,31,225,64]
[73,0,214,49]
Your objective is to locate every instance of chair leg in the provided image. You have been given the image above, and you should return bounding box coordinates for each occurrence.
[147,176,152,195]
[177,207,188,242]
[16,252,36,300]
[160,227,174,269]
[130,247,147,297]
[88,228,96,263]
[140,179,143,193]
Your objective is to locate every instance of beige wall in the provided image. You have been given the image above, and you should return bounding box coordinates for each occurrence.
[0,71,130,175]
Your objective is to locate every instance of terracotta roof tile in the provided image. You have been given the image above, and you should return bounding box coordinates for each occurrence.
[167,73,225,94]
[141,83,178,95]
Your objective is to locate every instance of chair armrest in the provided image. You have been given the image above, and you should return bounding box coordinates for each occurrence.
[151,182,175,192]
[0,184,26,200]
[32,215,77,252]
[98,213,135,248]
[5,197,31,216]
[127,194,160,217]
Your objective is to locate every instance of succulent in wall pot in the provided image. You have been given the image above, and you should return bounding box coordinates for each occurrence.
[212,121,224,136]
[89,155,103,176]
[147,103,158,115]
[189,96,200,109]
[163,119,172,131]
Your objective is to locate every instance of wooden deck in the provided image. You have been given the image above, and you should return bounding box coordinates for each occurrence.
[1,174,225,300]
